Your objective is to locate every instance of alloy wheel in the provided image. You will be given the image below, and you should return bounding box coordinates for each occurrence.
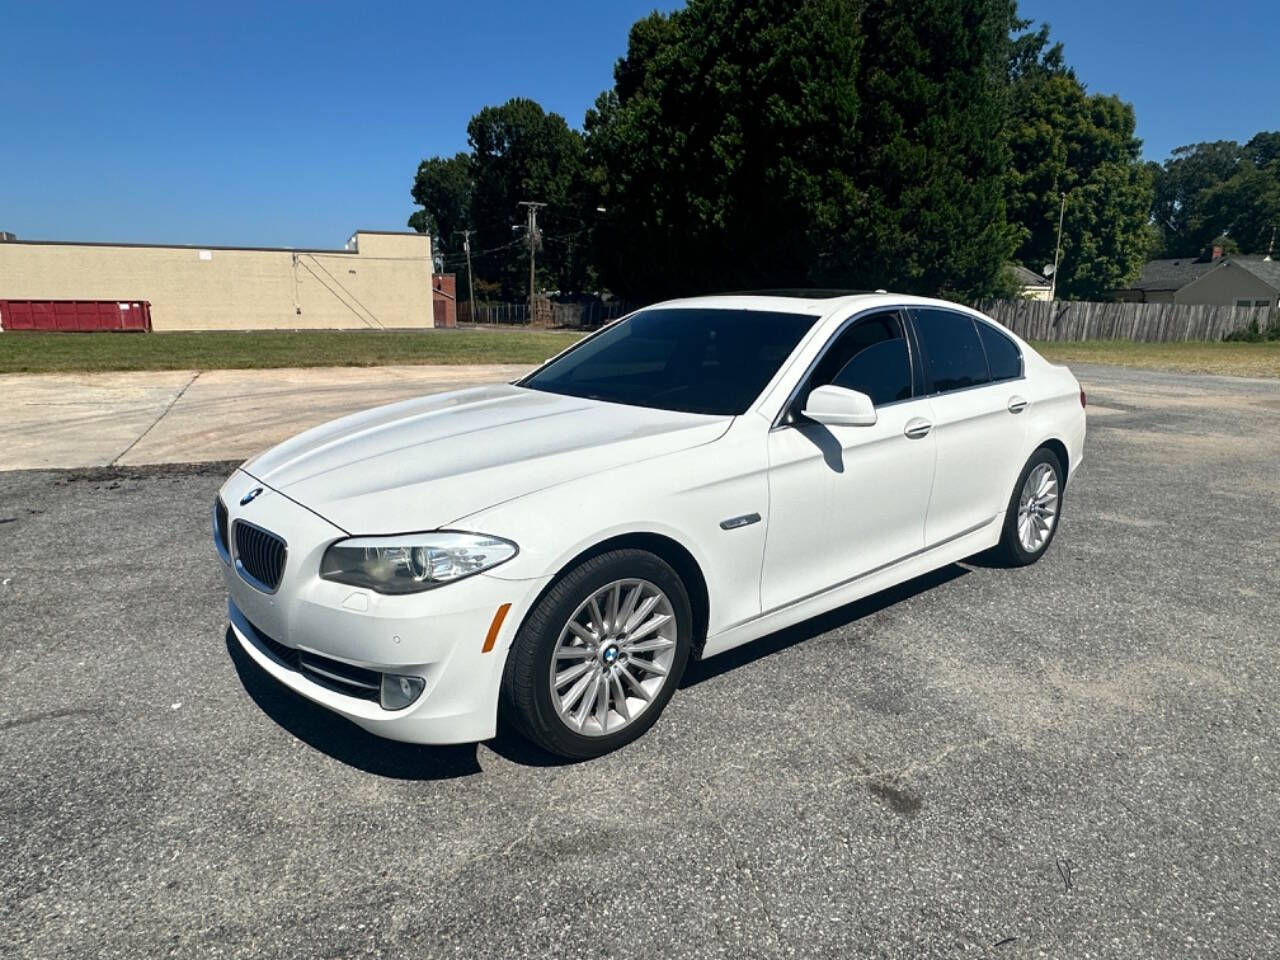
[1017,462,1059,553]
[549,578,678,737]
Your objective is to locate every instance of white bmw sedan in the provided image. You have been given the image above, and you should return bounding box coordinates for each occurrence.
[217,293,1085,758]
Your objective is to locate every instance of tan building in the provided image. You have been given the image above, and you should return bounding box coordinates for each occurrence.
[0,230,434,330]
[1115,246,1280,308]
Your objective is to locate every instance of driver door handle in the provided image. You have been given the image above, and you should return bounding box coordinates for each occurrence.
[1008,396,1029,414]
[903,418,932,440]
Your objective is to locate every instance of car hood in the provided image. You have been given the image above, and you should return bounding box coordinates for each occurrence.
[242,383,731,534]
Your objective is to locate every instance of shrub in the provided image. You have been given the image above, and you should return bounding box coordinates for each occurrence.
[1224,312,1280,342]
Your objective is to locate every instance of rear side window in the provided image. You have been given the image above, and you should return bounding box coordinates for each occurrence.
[913,308,990,393]
[976,321,1023,381]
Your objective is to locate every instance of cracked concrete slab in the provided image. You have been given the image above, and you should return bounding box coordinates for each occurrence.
[0,364,533,471]
[0,370,198,469]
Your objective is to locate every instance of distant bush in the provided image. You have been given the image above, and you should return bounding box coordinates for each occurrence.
[1224,312,1280,342]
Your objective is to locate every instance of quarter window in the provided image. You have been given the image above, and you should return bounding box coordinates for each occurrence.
[913,308,991,393]
[975,320,1023,382]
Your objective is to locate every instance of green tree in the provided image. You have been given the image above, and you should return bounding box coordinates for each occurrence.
[1189,132,1280,255]
[588,0,1018,301]
[408,152,472,260]
[1151,132,1280,257]
[832,0,1020,299]
[467,98,591,298]
[1151,140,1243,256]
[1005,23,1154,299]
[408,101,592,297]
[587,1,863,299]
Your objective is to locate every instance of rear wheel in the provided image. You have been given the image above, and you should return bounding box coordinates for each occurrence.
[501,549,692,759]
[992,448,1064,566]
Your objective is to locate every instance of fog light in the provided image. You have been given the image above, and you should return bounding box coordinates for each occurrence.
[380,673,425,710]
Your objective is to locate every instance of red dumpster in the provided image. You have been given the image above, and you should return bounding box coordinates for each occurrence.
[0,299,152,332]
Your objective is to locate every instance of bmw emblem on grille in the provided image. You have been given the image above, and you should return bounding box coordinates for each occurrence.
[240,487,264,506]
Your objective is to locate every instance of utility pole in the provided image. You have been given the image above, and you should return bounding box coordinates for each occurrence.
[1049,192,1067,302]
[455,229,477,324]
[517,201,546,324]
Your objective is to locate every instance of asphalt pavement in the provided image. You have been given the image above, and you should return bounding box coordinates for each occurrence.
[2,364,1278,958]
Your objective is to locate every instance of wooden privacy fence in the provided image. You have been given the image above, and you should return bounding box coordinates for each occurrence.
[976,299,1275,342]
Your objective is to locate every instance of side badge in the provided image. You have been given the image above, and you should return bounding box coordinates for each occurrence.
[720,512,762,531]
[240,487,264,506]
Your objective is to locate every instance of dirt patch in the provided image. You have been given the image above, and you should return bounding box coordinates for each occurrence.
[867,777,924,816]
[933,656,1235,748]
[56,460,243,483]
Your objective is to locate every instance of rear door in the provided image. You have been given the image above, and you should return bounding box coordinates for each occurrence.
[908,307,1029,545]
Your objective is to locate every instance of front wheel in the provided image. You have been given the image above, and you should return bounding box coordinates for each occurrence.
[992,448,1065,566]
[500,549,693,759]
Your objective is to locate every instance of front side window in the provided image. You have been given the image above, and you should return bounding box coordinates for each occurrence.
[798,311,913,414]
[975,320,1023,382]
[913,308,991,393]
[520,308,817,416]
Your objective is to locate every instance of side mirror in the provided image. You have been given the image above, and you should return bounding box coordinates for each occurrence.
[802,385,877,427]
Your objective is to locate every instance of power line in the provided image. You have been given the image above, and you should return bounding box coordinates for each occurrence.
[518,201,547,319]
[439,238,522,264]
[455,229,476,325]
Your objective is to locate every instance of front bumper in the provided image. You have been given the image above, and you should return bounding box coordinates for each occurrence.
[218,469,548,745]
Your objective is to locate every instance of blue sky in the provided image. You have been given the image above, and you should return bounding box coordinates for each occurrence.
[3,0,1276,249]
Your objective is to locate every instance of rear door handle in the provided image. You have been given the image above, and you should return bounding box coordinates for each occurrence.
[903,418,932,440]
[1007,396,1029,414]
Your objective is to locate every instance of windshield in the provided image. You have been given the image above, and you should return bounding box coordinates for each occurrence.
[519,308,818,416]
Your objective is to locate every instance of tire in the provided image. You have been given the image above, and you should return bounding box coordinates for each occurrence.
[500,549,693,759]
[991,447,1065,567]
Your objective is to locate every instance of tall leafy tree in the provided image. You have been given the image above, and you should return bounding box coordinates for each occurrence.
[1151,132,1280,257]
[588,0,1018,301]
[1005,23,1154,299]
[1150,140,1244,256]
[587,1,863,299]
[1187,133,1280,256]
[408,100,591,296]
[408,152,472,261]
[467,98,591,297]
[831,0,1020,298]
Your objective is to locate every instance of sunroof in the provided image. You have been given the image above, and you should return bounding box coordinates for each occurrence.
[723,288,875,299]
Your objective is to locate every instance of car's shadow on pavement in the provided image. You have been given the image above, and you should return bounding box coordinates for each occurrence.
[226,564,971,777]
[680,563,970,688]
[225,630,484,781]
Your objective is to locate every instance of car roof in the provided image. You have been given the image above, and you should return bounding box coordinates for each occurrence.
[645,291,973,317]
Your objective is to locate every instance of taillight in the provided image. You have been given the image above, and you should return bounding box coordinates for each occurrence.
[1079,388,1087,408]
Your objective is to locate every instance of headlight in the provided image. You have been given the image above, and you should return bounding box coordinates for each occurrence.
[319,531,518,594]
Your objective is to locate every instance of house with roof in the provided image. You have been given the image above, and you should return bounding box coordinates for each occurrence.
[1007,263,1053,301]
[1115,245,1280,308]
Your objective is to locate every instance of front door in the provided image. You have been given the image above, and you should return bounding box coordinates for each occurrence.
[761,310,937,612]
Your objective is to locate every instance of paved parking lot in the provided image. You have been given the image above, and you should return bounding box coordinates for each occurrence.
[2,364,1278,958]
